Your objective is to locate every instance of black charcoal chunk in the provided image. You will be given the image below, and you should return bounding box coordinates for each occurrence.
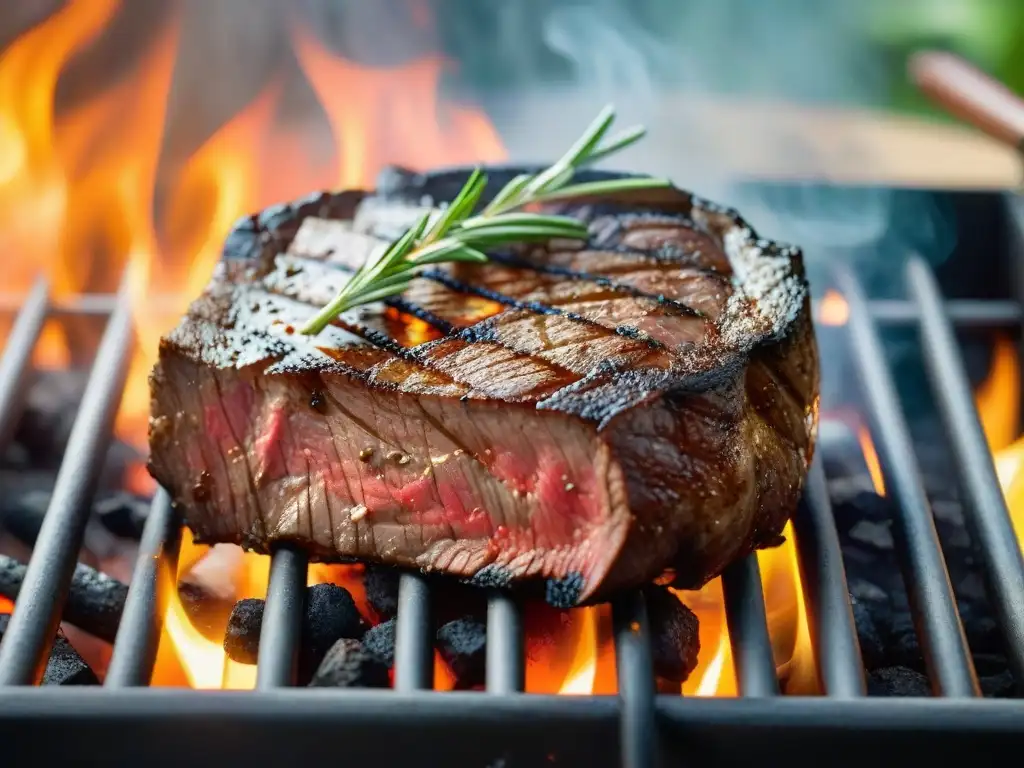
[306,583,367,651]
[850,599,884,670]
[0,555,127,643]
[644,586,700,683]
[867,666,930,697]
[0,489,50,544]
[300,583,368,680]
[980,670,1017,698]
[436,616,486,689]
[0,615,98,686]
[309,638,389,688]
[364,565,400,619]
[224,598,265,663]
[223,584,368,671]
[363,618,396,667]
[93,492,149,540]
[43,632,100,686]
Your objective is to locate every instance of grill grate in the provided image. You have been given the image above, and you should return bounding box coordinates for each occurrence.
[1,237,1024,765]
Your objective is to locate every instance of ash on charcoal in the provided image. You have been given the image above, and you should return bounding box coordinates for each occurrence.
[436,616,487,689]
[644,586,700,683]
[223,583,368,680]
[309,638,389,688]
[364,564,399,619]
[0,555,127,643]
[867,666,930,697]
[0,615,98,685]
[363,618,396,667]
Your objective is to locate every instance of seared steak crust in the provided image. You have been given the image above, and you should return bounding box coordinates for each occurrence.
[148,167,819,603]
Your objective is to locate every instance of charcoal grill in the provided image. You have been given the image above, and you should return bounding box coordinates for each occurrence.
[1,179,1024,768]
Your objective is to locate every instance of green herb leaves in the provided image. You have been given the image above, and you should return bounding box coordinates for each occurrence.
[300,105,671,336]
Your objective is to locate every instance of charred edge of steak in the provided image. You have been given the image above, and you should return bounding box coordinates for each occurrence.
[152,166,818,601]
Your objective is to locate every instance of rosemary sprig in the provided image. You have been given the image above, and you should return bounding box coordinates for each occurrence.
[300,105,671,336]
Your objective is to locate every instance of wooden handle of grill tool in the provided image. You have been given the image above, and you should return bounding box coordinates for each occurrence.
[909,50,1024,148]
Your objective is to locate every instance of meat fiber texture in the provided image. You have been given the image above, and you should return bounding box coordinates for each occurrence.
[148,166,819,605]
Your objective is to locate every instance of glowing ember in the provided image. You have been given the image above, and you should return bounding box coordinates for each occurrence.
[817,289,849,326]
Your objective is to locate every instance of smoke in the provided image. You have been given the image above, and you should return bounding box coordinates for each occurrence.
[469,0,956,293]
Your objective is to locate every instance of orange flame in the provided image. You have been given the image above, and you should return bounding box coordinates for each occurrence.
[977,335,1024,554]
[858,426,886,496]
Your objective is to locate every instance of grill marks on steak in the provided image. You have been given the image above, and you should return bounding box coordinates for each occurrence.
[149,174,818,602]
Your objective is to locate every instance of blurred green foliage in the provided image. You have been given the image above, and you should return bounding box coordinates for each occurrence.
[434,0,1024,117]
[865,0,1024,116]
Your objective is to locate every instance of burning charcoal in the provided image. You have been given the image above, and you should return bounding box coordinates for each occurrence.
[364,564,399,619]
[644,586,700,683]
[223,584,368,671]
[436,616,486,689]
[0,615,98,686]
[850,599,884,670]
[0,555,127,643]
[867,666,930,697]
[93,492,149,540]
[309,638,389,688]
[224,598,264,664]
[362,618,396,667]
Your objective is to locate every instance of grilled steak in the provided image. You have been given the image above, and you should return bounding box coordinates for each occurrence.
[148,166,819,604]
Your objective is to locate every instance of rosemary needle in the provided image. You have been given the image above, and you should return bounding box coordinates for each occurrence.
[300,105,671,336]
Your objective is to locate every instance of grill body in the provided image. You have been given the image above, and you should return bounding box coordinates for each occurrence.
[0,179,1023,767]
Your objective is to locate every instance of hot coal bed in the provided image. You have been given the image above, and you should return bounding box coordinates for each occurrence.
[0,177,1023,768]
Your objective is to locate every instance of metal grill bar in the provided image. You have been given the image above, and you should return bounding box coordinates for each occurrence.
[8,292,1019,327]
[393,573,433,691]
[835,264,980,697]
[486,593,525,693]
[612,592,657,768]
[722,556,779,696]
[256,546,308,689]
[0,280,134,686]
[846,299,1021,326]
[0,277,49,449]
[105,490,181,687]
[905,255,1024,686]
[793,459,867,696]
